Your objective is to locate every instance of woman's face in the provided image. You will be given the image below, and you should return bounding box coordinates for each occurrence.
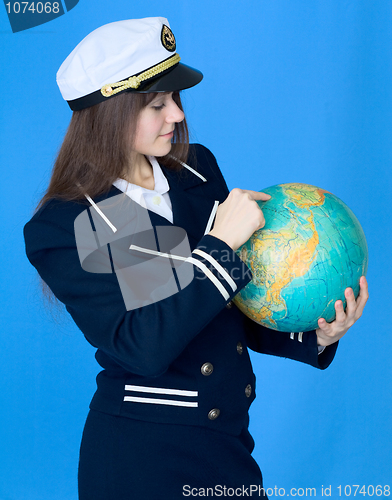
[132,92,185,158]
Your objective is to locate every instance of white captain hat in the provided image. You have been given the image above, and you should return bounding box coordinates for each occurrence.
[56,17,203,111]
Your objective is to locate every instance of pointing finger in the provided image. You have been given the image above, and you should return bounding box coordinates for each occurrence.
[241,189,271,201]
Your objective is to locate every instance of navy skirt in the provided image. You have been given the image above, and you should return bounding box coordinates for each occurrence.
[78,409,267,499]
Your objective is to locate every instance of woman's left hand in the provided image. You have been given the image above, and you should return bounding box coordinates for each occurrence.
[316,276,369,347]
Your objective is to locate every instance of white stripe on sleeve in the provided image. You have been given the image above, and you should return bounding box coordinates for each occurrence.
[192,248,237,293]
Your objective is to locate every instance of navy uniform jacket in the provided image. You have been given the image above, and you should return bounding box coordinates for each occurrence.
[24,144,337,437]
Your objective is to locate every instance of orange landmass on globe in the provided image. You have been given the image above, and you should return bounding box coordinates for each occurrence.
[262,214,319,303]
[237,211,320,327]
[252,305,275,325]
[235,184,326,328]
[283,183,328,209]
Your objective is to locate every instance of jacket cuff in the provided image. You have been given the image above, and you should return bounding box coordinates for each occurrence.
[190,234,253,303]
[288,330,339,369]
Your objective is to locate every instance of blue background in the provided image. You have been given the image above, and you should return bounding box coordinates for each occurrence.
[1,1,391,498]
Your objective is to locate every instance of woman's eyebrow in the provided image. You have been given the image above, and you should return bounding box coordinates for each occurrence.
[155,91,172,98]
[150,92,172,104]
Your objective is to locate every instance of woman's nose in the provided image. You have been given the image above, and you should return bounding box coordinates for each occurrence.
[166,101,185,123]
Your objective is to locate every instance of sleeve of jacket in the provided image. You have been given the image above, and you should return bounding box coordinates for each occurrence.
[24,207,253,378]
[244,317,338,370]
[198,144,338,370]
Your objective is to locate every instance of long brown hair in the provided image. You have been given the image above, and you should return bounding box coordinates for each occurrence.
[37,91,189,209]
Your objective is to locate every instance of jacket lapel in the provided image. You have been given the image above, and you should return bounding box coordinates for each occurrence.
[161,165,218,246]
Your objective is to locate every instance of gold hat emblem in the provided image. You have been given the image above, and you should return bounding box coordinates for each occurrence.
[161,25,176,52]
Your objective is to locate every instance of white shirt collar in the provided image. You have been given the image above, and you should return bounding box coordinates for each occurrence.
[112,156,170,209]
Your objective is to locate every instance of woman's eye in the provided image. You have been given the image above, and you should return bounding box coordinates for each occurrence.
[152,104,165,110]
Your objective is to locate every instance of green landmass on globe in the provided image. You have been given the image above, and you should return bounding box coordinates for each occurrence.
[233,183,368,332]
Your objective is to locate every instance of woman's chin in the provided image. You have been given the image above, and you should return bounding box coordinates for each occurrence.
[155,143,173,158]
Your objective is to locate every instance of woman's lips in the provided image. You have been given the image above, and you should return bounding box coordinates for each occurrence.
[160,131,174,138]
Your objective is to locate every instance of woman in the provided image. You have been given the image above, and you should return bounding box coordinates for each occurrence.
[24,17,368,500]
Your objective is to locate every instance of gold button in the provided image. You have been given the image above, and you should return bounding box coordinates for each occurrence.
[208,408,220,420]
[237,342,243,355]
[226,301,233,309]
[201,362,214,376]
[245,384,252,398]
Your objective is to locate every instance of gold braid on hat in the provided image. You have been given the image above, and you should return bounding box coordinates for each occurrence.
[101,53,181,97]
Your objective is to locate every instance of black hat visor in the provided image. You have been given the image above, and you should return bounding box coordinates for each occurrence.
[67,61,203,111]
[136,62,203,92]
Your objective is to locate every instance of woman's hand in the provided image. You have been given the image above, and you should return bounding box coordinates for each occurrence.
[208,188,271,251]
[316,276,369,347]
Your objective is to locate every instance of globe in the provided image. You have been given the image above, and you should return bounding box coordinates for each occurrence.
[233,183,368,332]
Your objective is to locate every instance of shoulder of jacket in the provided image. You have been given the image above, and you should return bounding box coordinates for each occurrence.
[187,143,229,191]
[26,197,87,230]
[26,186,121,225]
[187,143,223,180]
[189,143,217,164]
[24,199,83,256]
